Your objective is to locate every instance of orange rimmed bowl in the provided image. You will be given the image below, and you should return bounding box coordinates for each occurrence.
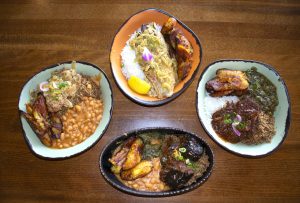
[110,8,202,106]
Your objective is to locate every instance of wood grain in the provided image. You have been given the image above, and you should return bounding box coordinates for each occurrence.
[0,1,299,202]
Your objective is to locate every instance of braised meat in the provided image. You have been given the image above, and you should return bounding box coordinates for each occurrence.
[211,97,260,143]
[160,136,193,188]
[161,18,193,80]
[180,137,204,161]
[206,69,249,97]
[160,159,194,189]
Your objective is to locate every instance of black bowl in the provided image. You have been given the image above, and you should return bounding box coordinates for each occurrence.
[99,127,214,197]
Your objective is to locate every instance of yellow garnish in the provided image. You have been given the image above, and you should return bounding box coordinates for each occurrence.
[128,76,151,95]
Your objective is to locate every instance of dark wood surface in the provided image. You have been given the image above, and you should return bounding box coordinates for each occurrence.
[1,1,299,202]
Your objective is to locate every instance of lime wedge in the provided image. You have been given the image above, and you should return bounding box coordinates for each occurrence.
[128,76,151,95]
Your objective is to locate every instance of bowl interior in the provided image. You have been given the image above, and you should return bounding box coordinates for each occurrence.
[197,60,290,157]
[110,9,201,104]
[100,128,214,197]
[19,61,113,159]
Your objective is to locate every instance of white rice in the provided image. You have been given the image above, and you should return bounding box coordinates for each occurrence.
[120,29,145,80]
[204,95,240,118]
[121,45,145,80]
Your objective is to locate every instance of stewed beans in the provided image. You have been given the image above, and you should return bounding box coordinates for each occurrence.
[51,97,103,149]
[117,158,169,192]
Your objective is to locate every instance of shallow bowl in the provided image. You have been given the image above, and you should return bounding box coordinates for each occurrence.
[18,61,113,159]
[196,59,291,157]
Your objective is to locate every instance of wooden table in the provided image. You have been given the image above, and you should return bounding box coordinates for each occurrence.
[1,1,299,202]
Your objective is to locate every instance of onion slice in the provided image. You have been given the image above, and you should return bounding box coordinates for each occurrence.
[39,82,49,92]
[142,47,153,62]
[232,114,242,136]
[235,114,242,122]
[232,124,241,136]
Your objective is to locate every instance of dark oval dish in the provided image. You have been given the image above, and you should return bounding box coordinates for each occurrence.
[18,61,113,160]
[196,59,291,158]
[110,8,203,106]
[99,127,214,197]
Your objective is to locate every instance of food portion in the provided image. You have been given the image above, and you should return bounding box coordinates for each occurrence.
[206,69,249,97]
[121,18,193,98]
[109,132,210,192]
[205,67,278,145]
[22,61,103,149]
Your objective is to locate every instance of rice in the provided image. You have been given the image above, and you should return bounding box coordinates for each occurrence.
[121,44,145,80]
[204,95,239,118]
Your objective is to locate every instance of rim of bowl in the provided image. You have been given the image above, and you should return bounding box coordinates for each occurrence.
[99,127,214,197]
[109,8,203,107]
[195,59,291,158]
[18,61,114,160]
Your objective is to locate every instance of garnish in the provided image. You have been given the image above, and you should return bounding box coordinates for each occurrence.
[185,159,192,166]
[173,149,184,161]
[179,147,186,153]
[58,81,70,89]
[39,82,49,92]
[223,113,233,124]
[142,47,153,62]
[71,61,76,70]
[128,76,151,94]
[232,114,242,136]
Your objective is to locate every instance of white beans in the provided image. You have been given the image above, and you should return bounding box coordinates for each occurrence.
[51,97,103,149]
[118,158,169,192]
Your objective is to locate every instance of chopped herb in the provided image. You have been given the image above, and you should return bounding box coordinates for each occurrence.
[187,161,199,169]
[185,159,192,166]
[224,118,233,124]
[238,122,246,129]
[58,81,69,89]
[178,155,184,161]
[179,147,186,153]
[173,149,184,161]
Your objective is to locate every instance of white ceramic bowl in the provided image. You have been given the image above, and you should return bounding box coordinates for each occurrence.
[196,60,291,157]
[18,61,113,159]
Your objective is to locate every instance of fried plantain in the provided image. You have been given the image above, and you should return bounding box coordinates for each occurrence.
[120,160,153,181]
[109,136,136,174]
[122,138,144,170]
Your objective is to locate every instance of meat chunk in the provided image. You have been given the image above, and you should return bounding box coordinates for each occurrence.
[160,158,194,189]
[159,135,196,189]
[22,93,52,146]
[162,18,193,80]
[180,137,204,161]
[206,69,249,97]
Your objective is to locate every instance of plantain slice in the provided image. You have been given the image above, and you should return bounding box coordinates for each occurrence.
[120,160,153,181]
[122,138,143,170]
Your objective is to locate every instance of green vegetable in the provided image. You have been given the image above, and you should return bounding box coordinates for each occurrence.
[58,81,69,89]
[139,132,162,160]
[185,159,192,166]
[179,147,186,153]
[246,67,278,115]
[238,122,246,129]
[224,119,233,124]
